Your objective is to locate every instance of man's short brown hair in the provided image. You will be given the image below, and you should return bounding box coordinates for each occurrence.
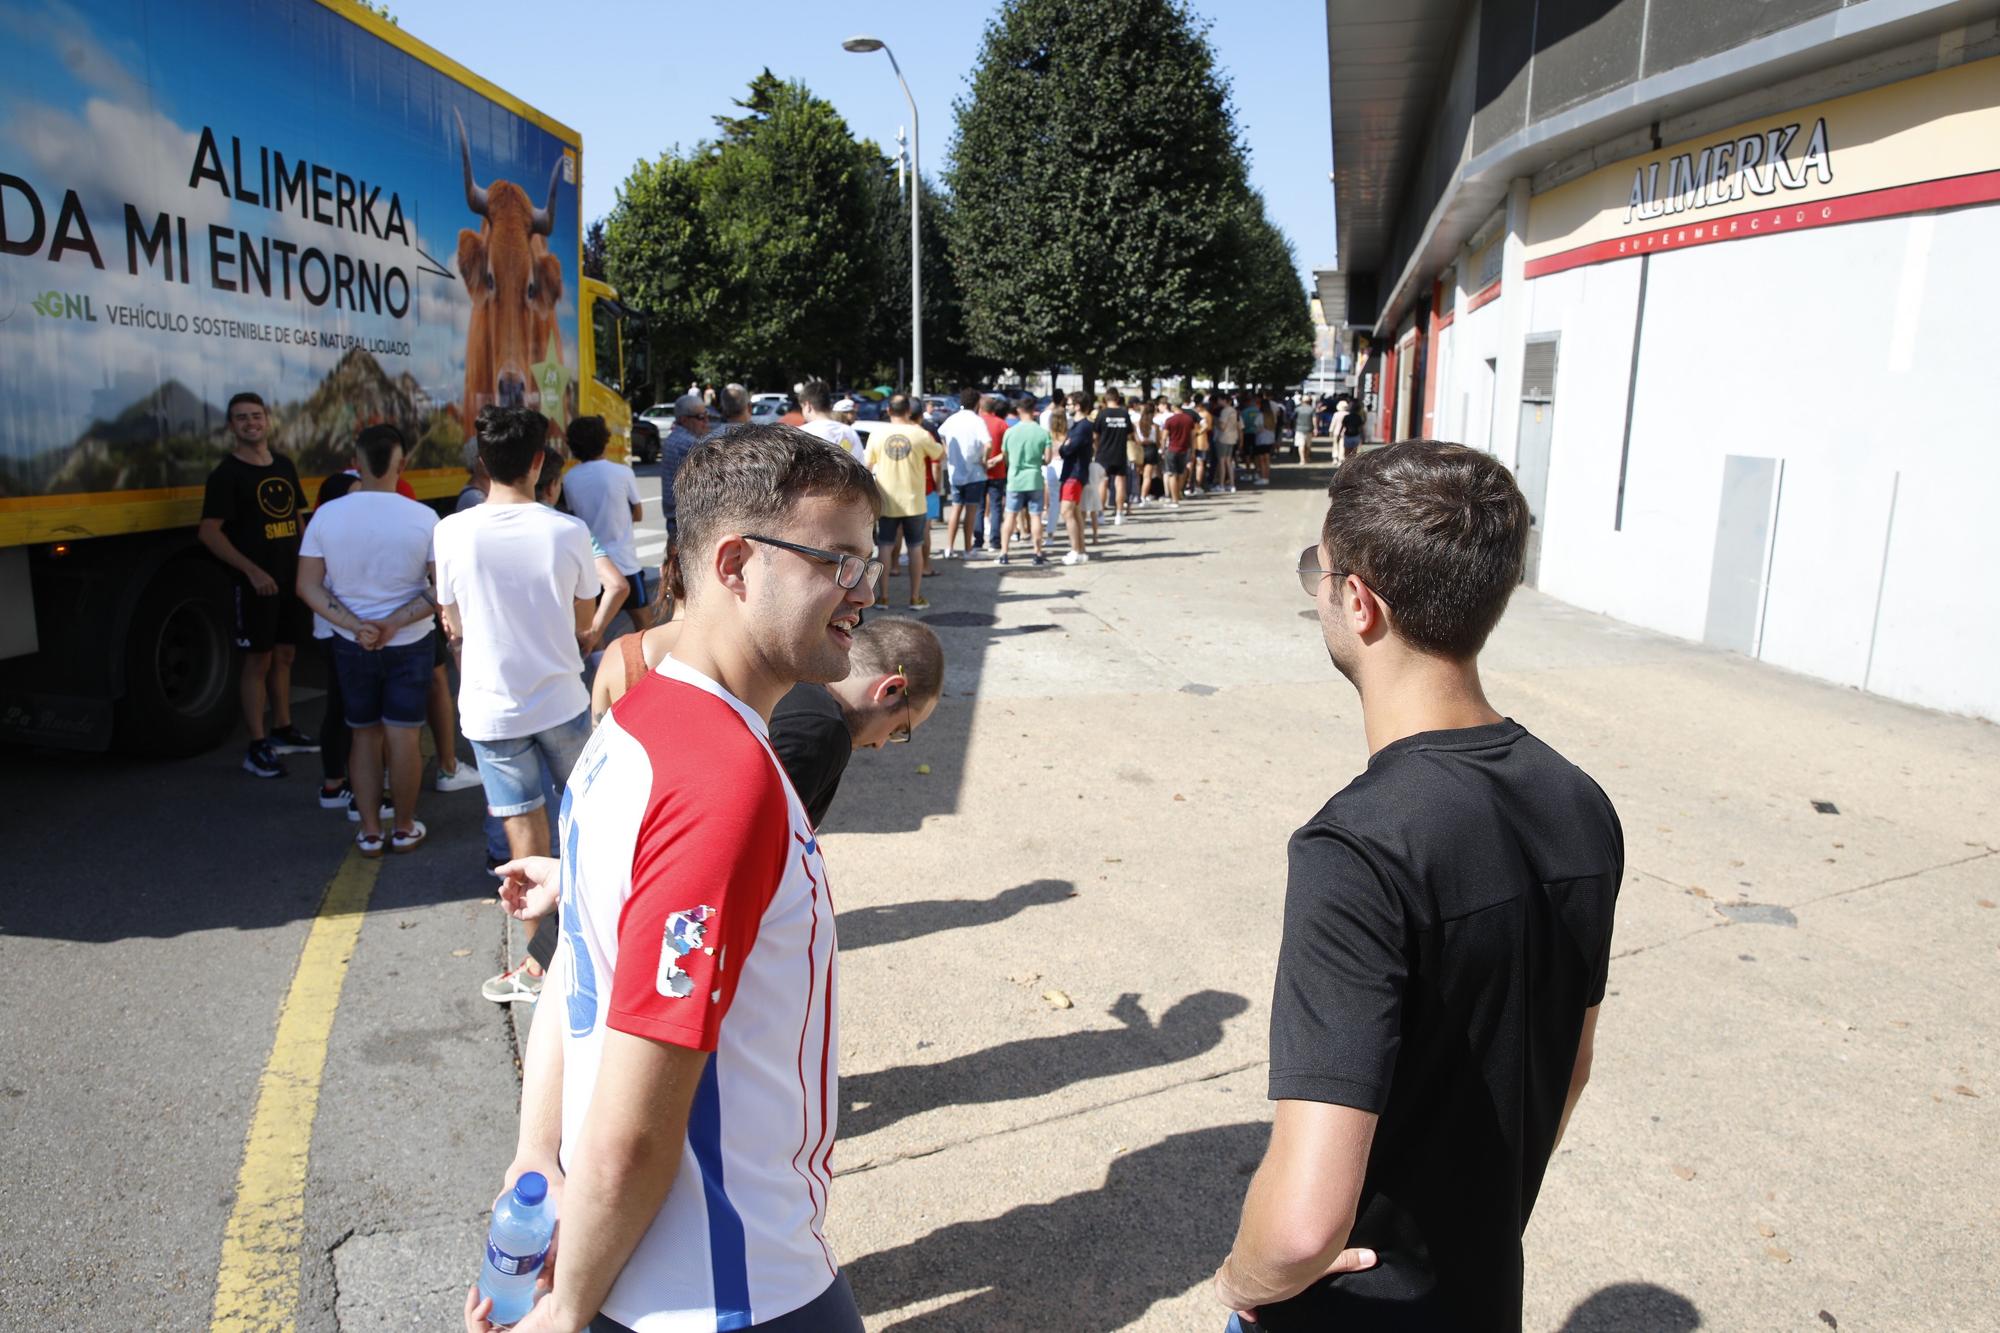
[675,425,882,600]
[1320,439,1529,659]
[849,616,945,706]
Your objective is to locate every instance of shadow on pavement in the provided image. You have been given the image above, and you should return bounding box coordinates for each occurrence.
[0,658,496,941]
[1557,1282,1703,1330]
[846,1121,1268,1329]
[841,990,1249,1139]
[839,877,1074,951]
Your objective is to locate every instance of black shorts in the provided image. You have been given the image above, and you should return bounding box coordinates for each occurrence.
[1099,459,1129,478]
[431,622,451,668]
[1143,445,1162,467]
[1164,450,1189,475]
[234,581,310,653]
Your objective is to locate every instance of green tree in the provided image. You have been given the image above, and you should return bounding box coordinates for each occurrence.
[864,168,995,391]
[582,218,607,281]
[1199,193,1314,387]
[602,150,723,395]
[947,0,1248,389]
[701,72,884,386]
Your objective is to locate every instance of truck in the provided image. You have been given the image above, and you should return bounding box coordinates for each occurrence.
[0,0,634,755]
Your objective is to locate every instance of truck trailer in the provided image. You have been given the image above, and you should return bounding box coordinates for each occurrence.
[0,0,633,754]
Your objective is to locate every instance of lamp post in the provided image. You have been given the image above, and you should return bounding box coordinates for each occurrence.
[843,34,921,398]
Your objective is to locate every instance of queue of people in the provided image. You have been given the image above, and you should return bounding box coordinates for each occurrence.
[204,391,1614,1333]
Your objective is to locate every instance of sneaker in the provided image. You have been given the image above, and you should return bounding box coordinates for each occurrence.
[435,763,484,793]
[1031,553,1049,566]
[996,554,1010,566]
[909,597,931,610]
[243,739,286,779]
[390,820,427,853]
[1061,551,1089,566]
[318,781,353,810]
[1112,514,1124,526]
[941,549,960,560]
[268,725,319,755]
[482,966,544,1004]
[346,794,397,823]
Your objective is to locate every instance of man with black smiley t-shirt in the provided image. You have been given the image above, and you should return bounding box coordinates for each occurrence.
[199,390,318,779]
[1214,440,1621,1333]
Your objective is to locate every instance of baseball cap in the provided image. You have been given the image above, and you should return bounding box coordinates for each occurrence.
[832,397,857,413]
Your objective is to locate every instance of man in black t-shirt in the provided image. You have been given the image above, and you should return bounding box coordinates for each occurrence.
[198,391,317,778]
[1057,392,1095,566]
[768,617,944,826]
[1214,440,1621,1332]
[1092,389,1134,526]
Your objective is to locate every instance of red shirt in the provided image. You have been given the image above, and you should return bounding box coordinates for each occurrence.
[1162,410,1194,453]
[980,413,1007,480]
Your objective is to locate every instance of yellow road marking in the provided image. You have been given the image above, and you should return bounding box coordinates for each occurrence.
[211,850,380,1331]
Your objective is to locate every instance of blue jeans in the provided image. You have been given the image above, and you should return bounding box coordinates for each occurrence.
[469,709,592,817]
[981,481,1005,545]
[330,632,433,729]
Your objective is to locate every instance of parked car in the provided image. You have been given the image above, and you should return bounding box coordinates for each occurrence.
[637,403,678,434]
[750,393,790,426]
[629,417,660,464]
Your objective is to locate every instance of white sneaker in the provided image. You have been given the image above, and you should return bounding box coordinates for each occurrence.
[435,763,483,793]
[1112,514,1124,526]
[941,548,960,560]
[1061,551,1089,566]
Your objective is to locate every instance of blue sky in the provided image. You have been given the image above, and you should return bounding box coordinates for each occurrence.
[388,0,1334,289]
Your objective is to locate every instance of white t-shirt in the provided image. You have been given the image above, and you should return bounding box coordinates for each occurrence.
[298,491,438,648]
[434,502,600,742]
[938,408,990,487]
[555,655,839,1329]
[800,417,865,462]
[560,459,644,575]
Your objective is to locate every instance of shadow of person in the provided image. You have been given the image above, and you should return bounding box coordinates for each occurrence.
[842,990,1250,1139]
[1557,1282,1702,1331]
[845,1121,1268,1330]
[838,878,1075,951]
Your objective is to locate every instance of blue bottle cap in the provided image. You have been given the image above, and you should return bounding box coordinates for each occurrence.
[513,1171,547,1207]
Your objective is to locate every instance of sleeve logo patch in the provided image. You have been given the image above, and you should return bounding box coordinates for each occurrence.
[657,905,715,999]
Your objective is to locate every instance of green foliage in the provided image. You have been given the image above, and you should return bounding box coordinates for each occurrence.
[947,0,1249,386]
[605,72,884,392]
[603,150,723,397]
[864,170,997,390]
[582,219,607,281]
[1200,193,1315,386]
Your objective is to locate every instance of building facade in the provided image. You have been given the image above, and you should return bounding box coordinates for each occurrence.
[1323,0,2000,722]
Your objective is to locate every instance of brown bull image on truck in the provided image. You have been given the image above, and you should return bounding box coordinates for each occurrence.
[455,109,566,432]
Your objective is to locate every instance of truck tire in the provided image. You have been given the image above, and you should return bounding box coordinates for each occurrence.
[116,556,238,756]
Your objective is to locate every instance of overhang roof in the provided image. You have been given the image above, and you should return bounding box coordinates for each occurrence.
[1324,0,1462,281]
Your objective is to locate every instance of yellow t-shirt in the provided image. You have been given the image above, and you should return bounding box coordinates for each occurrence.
[865,425,944,519]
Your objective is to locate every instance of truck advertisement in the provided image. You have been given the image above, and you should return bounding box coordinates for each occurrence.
[0,0,619,754]
[0,0,583,543]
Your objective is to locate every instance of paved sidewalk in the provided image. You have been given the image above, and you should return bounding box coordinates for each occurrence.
[522,464,1998,1331]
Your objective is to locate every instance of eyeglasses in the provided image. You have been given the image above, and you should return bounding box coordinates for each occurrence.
[1296,545,1390,607]
[886,662,913,744]
[743,534,883,591]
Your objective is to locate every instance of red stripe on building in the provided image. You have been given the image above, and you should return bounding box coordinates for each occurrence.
[1523,169,2000,279]
[1464,279,1502,312]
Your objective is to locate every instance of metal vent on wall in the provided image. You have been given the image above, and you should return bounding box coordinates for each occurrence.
[1521,338,1559,402]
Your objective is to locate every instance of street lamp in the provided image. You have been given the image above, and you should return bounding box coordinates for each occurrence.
[843,34,921,398]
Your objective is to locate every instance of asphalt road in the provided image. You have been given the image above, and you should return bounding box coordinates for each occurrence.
[4,456,1995,1331]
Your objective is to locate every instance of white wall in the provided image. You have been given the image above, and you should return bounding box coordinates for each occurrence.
[1457,202,2000,722]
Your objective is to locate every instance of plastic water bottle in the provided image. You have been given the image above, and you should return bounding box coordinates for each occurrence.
[479,1171,555,1327]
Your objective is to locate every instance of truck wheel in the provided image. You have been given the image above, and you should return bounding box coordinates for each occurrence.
[116,557,237,756]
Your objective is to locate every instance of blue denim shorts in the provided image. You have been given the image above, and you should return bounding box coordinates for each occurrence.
[1003,490,1043,515]
[331,632,433,729]
[951,479,987,507]
[469,709,592,817]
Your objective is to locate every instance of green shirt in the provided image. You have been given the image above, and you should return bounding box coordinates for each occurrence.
[1002,422,1052,492]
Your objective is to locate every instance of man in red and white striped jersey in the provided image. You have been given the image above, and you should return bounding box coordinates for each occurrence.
[470,426,882,1333]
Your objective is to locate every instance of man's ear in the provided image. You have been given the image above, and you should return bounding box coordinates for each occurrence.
[713,535,752,599]
[868,673,905,705]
